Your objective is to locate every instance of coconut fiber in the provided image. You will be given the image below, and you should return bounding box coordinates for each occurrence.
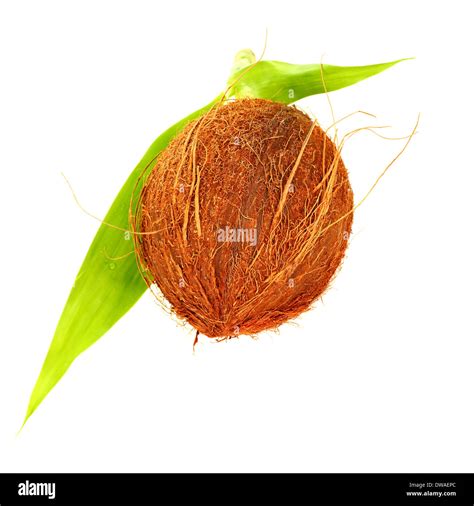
[133,98,353,338]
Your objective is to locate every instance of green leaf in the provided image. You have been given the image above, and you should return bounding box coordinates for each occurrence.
[228,56,412,104]
[24,51,410,425]
[23,95,223,426]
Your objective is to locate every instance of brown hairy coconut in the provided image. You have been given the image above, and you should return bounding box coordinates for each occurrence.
[133,98,353,338]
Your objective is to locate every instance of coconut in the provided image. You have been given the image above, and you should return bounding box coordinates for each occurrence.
[133,98,353,338]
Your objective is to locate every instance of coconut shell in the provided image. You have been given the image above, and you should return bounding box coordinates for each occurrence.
[134,98,353,338]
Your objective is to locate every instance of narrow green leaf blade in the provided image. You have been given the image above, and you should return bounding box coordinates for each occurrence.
[229,58,412,104]
[25,52,411,424]
[23,96,223,425]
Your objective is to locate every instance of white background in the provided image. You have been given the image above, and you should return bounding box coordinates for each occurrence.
[0,0,473,472]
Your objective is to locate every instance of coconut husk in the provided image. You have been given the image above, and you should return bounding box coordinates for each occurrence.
[133,98,353,338]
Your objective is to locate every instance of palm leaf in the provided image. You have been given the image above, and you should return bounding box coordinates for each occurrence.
[24,52,410,425]
[23,96,223,425]
[229,53,412,103]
